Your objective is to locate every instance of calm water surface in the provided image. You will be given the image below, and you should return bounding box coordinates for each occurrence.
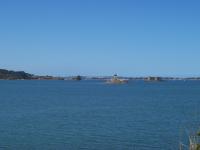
[0,80,200,150]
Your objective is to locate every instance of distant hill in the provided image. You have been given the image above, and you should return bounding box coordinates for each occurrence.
[0,69,33,79]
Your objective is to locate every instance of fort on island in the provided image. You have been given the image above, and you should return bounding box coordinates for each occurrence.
[107,74,128,84]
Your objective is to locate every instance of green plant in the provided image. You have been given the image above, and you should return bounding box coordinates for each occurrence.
[197,132,200,136]
[196,144,200,150]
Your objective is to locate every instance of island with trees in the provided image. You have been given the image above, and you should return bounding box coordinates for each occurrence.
[0,69,64,80]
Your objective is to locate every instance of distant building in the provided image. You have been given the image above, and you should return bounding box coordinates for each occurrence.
[146,76,162,81]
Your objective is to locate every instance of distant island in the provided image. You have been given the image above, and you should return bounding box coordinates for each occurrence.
[0,69,33,80]
[72,75,82,81]
[0,69,64,80]
[1,68,200,81]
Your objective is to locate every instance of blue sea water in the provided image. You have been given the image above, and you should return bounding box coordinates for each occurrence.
[0,80,200,150]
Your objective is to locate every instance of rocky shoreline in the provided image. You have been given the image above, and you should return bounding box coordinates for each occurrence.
[1,69,200,81]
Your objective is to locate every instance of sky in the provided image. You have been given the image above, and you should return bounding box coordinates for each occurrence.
[0,0,200,77]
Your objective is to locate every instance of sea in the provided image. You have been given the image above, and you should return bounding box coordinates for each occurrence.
[0,80,200,150]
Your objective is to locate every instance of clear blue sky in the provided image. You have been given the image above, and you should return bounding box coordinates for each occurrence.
[0,0,200,77]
